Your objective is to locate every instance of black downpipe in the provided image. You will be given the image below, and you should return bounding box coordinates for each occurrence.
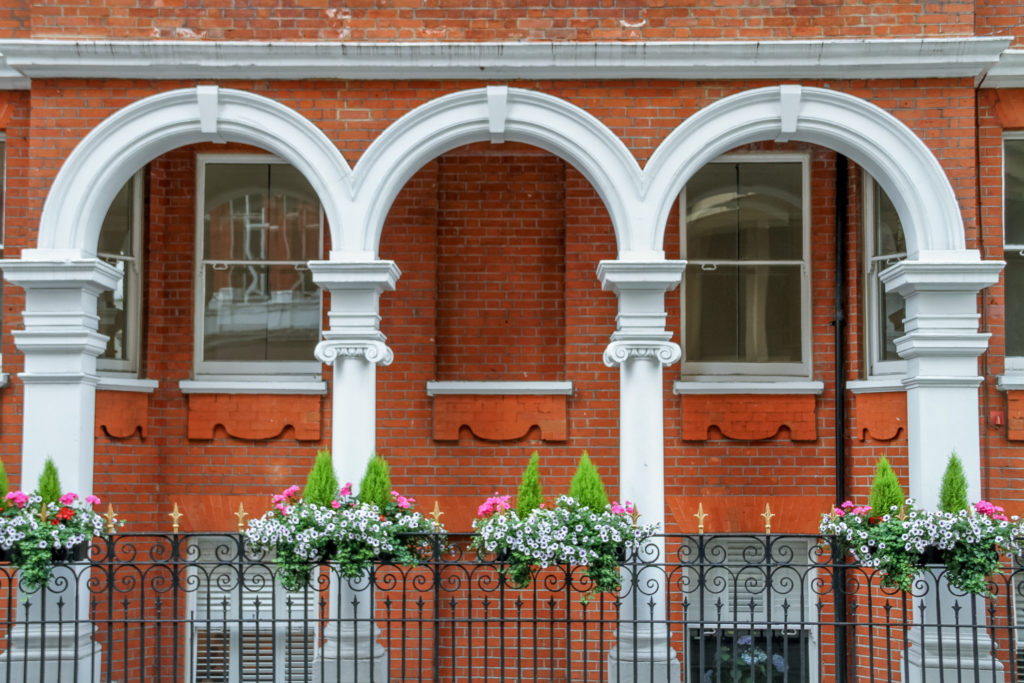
[833,154,850,683]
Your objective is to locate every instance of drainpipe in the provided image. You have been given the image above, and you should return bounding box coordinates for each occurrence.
[833,153,850,683]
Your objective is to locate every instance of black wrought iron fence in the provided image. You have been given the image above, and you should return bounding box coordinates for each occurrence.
[0,533,1019,682]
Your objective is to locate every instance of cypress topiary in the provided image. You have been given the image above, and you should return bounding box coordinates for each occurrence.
[358,454,392,510]
[302,449,339,507]
[868,456,906,518]
[516,451,544,517]
[38,458,62,505]
[938,452,969,513]
[568,451,610,512]
[0,457,9,501]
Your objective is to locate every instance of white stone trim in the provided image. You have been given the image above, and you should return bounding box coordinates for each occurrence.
[425,381,573,396]
[846,377,906,394]
[0,38,1008,82]
[673,380,825,395]
[96,376,158,393]
[27,87,355,258]
[0,54,29,89]
[178,379,327,395]
[981,49,1024,88]
[997,374,1024,391]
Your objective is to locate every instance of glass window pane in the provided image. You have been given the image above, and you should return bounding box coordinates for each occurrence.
[686,162,802,261]
[686,264,802,363]
[878,288,905,362]
[1007,252,1024,357]
[203,264,320,362]
[874,183,905,256]
[1007,140,1024,245]
[204,164,320,262]
[0,139,5,243]
[97,181,134,257]
[98,259,129,361]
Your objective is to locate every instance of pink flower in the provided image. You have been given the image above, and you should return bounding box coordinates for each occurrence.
[396,496,411,509]
[271,494,285,504]
[339,483,352,497]
[331,500,342,509]
[840,501,854,509]
[84,495,101,506]
[611,501,627,514]
[5,491,28,509]
[477,493,512,518]
[833,508,845,517]
[976,500,1009,521]
[59,492,79,506]
[283,485,301,499]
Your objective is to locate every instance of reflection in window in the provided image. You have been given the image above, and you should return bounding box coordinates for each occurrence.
[865,179,907,373]
[1006,139,1024,358]
[97,172,143,373]
[197,159,322,374]
[682,157,808,376]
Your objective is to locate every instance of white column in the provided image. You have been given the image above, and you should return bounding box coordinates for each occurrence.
[598,260,684,683]
[309,259,400,683]
[881,252,1004,683]
[0,258,120,683]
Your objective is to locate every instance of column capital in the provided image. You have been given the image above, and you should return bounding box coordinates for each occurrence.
[597,259,684,367]
[315,339,394,367]
[596,259,685,294]
[308,259,401,293]
[603,338,681,368]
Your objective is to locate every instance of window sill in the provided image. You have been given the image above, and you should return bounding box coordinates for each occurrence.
[97,376,159,393]
[673,380,824,395]
[179,379,328,395]
[425,381,574,396]
[846,377,906,394]
[997,374,1024,391]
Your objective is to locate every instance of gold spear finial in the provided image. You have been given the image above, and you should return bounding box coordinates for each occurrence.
[695,502,708,534]
[103,504,118,534]
[168,502,183,534]
[762,503,776,535]
[430,501,444,532]
[235,503,248,533]
[897,504,908,521]
[630,504,641,529]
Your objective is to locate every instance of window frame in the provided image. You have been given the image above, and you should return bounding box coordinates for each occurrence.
[1004,134,1024,375]
[193,153,324,381]
[862,173,908,378]
[97,169,145,375]
[679,152,812,380]
[0,132,6,249]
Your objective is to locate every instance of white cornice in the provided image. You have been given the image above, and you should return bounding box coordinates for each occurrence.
[981,49,1024,88]
[0,37,1010,83]
[0,54,29,89]
[426,381,574,396]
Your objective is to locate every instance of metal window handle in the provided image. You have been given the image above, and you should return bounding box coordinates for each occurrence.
[211,263,229,271]
[701,263,718,271]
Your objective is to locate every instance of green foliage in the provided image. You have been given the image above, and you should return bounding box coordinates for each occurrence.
[868,456,905,518]
[37,458,62,505]
[0,457,9,501]
[568,452,609,512]
[358,454,392,509]
[302,450,339,507]
[938,453,969,514]
[516,452,544,517]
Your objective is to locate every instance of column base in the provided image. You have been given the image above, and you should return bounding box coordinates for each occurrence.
[312,650,388,683]
[903,628,1004,683]
[607,649,681,683]
[0,626,101,683]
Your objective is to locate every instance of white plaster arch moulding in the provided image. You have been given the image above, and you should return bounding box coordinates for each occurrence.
[33,83,965,262]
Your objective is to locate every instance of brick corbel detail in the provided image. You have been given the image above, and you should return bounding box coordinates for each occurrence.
[1006,391,1024,441]
[681,394,817,441]
[187,394,321,441]
[432,394,568,442]
[95,390,149,439]
[853,391,907,441]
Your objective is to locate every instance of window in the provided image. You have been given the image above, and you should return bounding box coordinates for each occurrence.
[188,539,317,683]
[1006,137,1024,369]
[681,154,810,378]
[0,133,6,247]
[97,171,144,374]
[684,537,814,683]
[863,176,907,376]
[195,155,323,378]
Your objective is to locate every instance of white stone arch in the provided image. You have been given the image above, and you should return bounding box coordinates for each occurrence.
[30,86,353,259]
[350,86,645,257]
[643,85,965,259]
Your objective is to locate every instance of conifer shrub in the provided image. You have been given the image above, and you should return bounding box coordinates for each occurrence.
[868,456,905,518]
[302,449,339,507]
[37,458,62,505]
[358,454,392,510]
[568,452,609,512]
[938,452,969,514]
[516,451,544,517]
[0,457,9,501]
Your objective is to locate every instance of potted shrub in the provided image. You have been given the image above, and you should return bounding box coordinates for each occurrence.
[0,458,111,591]
[245,451,438,591]
[473,452,657,601]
